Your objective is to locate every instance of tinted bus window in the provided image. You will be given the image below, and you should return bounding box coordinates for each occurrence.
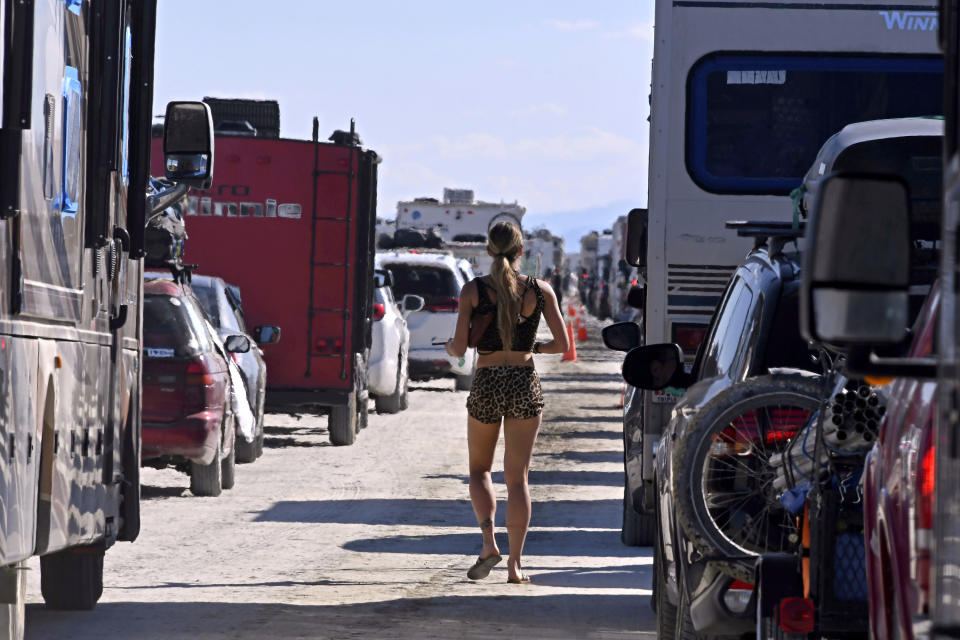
[687,54,942,194]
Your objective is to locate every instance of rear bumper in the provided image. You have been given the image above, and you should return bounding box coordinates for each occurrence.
[409,357,453,379]
[266,387,351,411]
[142,410,222,465]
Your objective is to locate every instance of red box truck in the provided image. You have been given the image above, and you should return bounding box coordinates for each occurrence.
[151,117,378,446]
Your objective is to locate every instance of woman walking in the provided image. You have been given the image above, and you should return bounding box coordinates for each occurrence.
[445,221,569,584]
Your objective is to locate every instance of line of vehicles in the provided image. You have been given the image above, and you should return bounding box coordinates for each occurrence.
[598,1,960,639]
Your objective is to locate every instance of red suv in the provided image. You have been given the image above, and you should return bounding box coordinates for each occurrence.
[142,279,249,496]
[863,283,938,640]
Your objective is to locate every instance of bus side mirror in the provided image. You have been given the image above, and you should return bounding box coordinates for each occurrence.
[164,101,214,189]
[625,207,648,268]
[602,322,641,351]
[800,173,911,348]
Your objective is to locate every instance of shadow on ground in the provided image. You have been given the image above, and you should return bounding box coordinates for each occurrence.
[26,593,655,640]
[253,498,621,530]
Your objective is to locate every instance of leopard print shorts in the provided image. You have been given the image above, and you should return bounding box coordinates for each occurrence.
[466,365,544,424]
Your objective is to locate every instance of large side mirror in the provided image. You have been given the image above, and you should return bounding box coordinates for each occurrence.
[254,325,281,344]
[602,322,641,352]
[800,173,911,347]
[627,285,645,310]
[621,343,685,390]
[224,334,251,354]
[402,294,424,316]
[625,208,648,268]
[163,101,214,189]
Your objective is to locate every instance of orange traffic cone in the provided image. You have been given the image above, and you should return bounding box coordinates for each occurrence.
[568,304,577,317]
[577,323,588,342]
[562,321,577,362]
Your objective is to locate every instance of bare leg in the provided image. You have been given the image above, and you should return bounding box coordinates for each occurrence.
[468,416,501,559]
[502,414,541,580]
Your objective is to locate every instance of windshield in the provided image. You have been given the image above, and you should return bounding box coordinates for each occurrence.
[687,54,943,194]
[386,264,459,306]
[191,282,242,332]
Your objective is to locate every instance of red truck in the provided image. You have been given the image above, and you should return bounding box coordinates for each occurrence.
[151,113,378,446]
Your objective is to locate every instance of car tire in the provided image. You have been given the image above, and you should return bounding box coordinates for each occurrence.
[221,435,236,490]
[672,374,823,583]
[622,486,656,547]
[190,437,223,497]
[40,549,104,610]
[0,561,26,637]
[329,393,357,446]
[655,547,677,640]
[375,349,407,414]
[455,372,474,391]
[235,417,258,464]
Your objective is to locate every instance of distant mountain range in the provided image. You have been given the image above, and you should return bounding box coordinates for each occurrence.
[524,199,641,251]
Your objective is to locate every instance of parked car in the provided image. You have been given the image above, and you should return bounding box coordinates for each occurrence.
[611,224,816,638]
[141,279,251,497]
[185,273,280,462]
[369,266,423,413]
[377,251,477,389]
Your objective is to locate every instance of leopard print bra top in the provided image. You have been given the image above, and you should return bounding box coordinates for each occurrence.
[474,276,544,354]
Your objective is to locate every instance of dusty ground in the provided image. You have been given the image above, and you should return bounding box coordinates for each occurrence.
[24,313,655,639]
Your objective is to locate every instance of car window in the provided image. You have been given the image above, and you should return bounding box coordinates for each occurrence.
[192,282,242,333]
[143,294,206,357]
[182,295,215,353]
[698,277,755,380]
[385,264,459,306]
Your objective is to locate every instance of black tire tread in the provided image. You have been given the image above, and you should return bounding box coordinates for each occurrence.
[221,437,236,490]
[40,550,104,610]
[329,393,357,446]
[190,438,223,497]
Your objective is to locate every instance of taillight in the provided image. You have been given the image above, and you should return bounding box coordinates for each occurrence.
[779,597,815,633]
[917,429,935,611]
[424,297,459,312]
[672,323,708,354]
[185,360,214,385]
[373,303,386,321]
[711,408,809,454]
[919,440,935,531]
[316,337,344,354]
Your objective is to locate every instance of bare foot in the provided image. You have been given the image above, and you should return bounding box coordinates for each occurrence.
[507,558,527,582]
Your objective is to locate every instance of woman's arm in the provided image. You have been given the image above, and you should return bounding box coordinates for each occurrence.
[534,280,570,355]
[445,280,476,358]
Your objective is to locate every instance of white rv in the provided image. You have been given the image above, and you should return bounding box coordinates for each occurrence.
[395,188,525,243]
[631,0,942,529]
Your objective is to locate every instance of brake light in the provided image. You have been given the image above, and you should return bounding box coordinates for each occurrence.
[919,441,935,531]
[185,360,214,385]
[779,597,815,633]
[713,408,809,452]
[315,338,344,354]
[373,303,386,321]
[424,297,459,312]
[917,429,935,611]
[672,324,708,353]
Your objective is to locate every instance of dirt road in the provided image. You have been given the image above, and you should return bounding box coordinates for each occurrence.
[25,315,655,639]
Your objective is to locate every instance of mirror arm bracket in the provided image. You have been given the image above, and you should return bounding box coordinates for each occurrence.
[846,347,937,379]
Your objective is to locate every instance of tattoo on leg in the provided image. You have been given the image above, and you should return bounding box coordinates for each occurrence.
[480,518,493,531]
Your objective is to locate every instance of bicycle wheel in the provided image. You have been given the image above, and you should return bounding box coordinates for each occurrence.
[672,374,823,582]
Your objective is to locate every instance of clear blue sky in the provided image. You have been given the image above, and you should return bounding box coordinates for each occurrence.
[153,1,655,242]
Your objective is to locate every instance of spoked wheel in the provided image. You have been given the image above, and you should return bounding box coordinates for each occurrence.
[672,374,823,582]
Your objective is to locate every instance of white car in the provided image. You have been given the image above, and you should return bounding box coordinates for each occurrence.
[377,251,477,390]
[368,266,423,413]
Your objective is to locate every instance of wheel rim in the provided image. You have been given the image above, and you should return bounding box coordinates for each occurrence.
[696,392,819,556]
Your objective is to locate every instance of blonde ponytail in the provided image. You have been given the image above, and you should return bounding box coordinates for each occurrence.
[486,221,523,350]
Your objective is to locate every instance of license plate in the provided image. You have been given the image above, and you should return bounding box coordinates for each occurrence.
[652,389,680,404]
